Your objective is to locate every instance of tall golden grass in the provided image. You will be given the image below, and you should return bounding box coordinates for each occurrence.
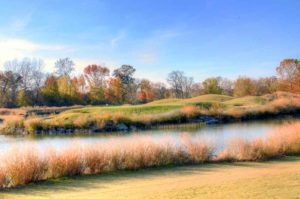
[1,121,300,189]
[217,122,300,161]
[0,135,213,188]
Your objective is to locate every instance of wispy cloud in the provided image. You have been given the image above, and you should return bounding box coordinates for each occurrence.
[137,52,157,64]
[133,29,183,64]
[8,14,32,32]
[110,32,125,49]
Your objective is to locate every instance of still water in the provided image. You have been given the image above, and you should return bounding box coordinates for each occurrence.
[0,118,298,152]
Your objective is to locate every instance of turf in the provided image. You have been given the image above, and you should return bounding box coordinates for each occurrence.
[223,96,268,107]
[1,156,300,199]
[49,92,291,121]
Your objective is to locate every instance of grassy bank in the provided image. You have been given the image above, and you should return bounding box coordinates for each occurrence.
[1,91,300,134]
[0,121,300,189]
[1,157,300,199]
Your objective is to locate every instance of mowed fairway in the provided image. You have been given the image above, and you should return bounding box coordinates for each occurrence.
[1,156,300,199]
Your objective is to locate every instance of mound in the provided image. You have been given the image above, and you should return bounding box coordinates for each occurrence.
[224,96,268,107]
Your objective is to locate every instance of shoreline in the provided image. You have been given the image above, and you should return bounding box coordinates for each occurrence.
[1,92,300,135]
[1,111,300,135]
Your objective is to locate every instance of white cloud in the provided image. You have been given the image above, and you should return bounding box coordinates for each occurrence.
[0,38,65,51]
[0,37,67,69]
[0,36,121,76]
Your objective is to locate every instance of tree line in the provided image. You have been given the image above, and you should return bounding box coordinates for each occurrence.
[0,58,299,108]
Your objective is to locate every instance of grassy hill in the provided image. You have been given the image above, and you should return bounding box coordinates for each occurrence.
[1,91,300,134]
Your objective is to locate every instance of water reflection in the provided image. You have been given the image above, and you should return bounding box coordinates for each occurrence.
[0,117,298,152]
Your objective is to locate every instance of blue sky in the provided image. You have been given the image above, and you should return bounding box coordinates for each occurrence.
[0,0,299,82]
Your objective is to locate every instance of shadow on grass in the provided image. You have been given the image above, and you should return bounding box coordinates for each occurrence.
[2,156,300,197]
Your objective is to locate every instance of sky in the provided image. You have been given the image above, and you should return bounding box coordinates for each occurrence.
[0,0,299,83]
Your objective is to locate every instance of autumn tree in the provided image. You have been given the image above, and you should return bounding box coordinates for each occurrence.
[41,75,61,106]
[113,65,136,103]
[138,79,155,103]
[276,59,300,93]
[84,64,110,104]
[255,76,278,95]
[202,77,223,94]
[70,76,84,104]
[233,77,257,97]
[17,90,33,107]
[78,75,87,94]
[106,77,122,104]
[0,71,22,107]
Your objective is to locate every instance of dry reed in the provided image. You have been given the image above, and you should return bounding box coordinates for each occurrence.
[0,135,212,188]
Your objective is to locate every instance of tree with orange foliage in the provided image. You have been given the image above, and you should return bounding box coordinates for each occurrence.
[138,79,155,103]
[276,59,300,93]
[78,75,86,94]
[113,65,136,103]
[41,75,61,106]
[84,65,110,104]
[233,76,257,97]
[84,65,110,88]
[106,77,122,104]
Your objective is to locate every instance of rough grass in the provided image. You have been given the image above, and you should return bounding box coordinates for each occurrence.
[0,121,300,189]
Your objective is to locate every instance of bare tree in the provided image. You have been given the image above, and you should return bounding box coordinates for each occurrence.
[55,58,75,78]
[4,58,45,105]
[219,77,234,96]
[4,58,44,92]
[167,71,193,98]
[191,83,202,97]
[153,82,168,99]
[183,76,194,98]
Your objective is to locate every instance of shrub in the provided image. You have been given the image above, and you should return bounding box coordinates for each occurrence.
[3,146,47,187]
[24,117,45,133]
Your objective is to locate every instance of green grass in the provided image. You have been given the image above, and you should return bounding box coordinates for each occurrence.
[148,94,234,106]
[1,156,300,199]
[64,104,182,115]
[53,94,239,118]
[224,96,268,107]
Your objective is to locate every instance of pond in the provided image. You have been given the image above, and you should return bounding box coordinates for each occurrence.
[0,117,298,152]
